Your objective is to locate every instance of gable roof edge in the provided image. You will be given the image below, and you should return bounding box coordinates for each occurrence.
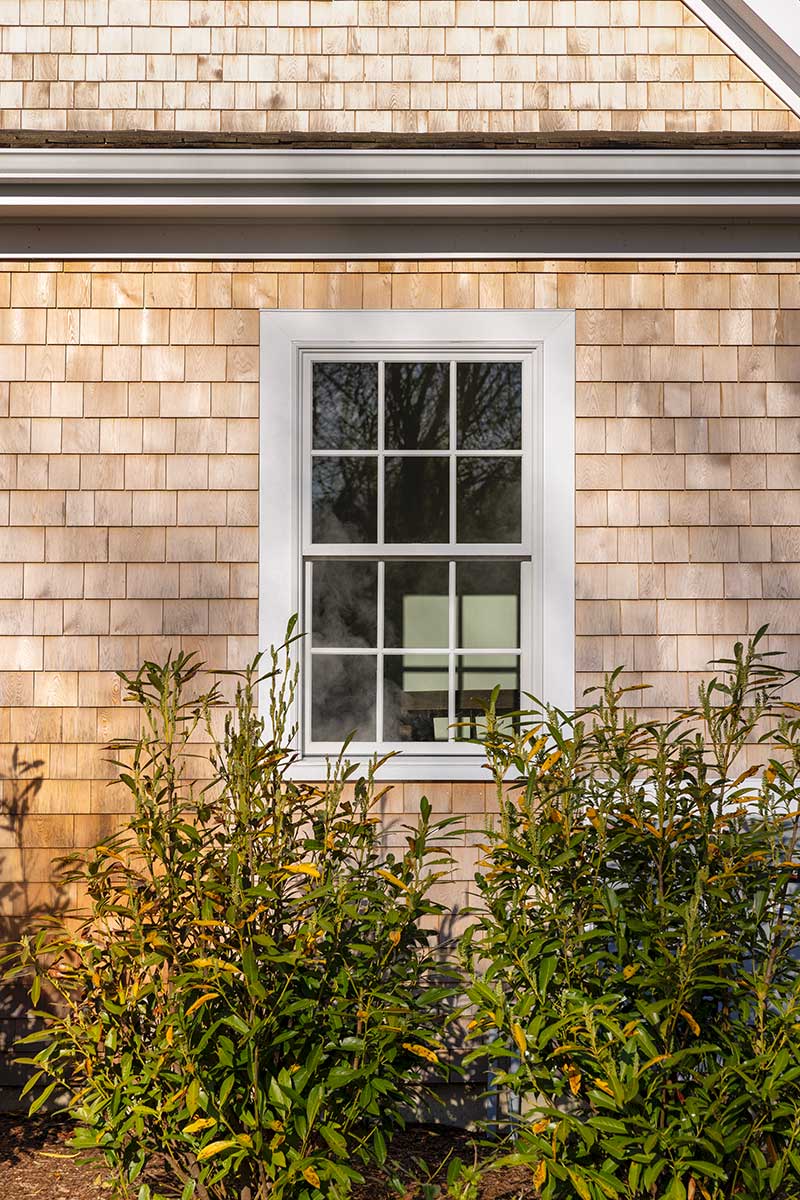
[683,0,800,117]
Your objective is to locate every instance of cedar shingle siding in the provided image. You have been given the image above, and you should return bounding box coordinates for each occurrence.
[0,0,797,134]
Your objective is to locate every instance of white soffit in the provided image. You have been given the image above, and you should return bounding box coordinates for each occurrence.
[683,0,800,116]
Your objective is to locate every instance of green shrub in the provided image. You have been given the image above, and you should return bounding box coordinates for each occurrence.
[8,631,458,1200]
[461,630,800,1200]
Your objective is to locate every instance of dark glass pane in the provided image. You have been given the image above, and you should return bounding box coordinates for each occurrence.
[384,654,449,743]
[457,362,522,450]
[385,362,450,449]
[312,361,378,450]
[385,457,449,543]
[312,457,377,543]
[312,561,377,648]
[311,654,376,742]
[457,457,521,543]
[385,561,449,648]
[456,562,520,649]
[454,654,520,741]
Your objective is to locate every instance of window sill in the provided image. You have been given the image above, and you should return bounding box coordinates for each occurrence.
[285,752,494,783]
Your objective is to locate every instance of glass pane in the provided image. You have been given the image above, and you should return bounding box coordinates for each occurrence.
[457,457,521,544]
[385,561,449,648]
[312,561,377,648]
[457,562,520,649]
[385,457,449,543]
[454,654,520,740]
[385,362,450,450]
[311,654,376,742]
[384,654,449,743]
[312,362,378,450]
[457,362,522,450]
[312,457,377,544]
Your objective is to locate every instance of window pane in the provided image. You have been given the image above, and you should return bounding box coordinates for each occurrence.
[384,654,449,743]
[312,457,377,543]
[457,562,520,649]
[457,457,521,543]
[454,653,520,740]
[311,654,376,742]
[457,362,522,450]
[313,362,378,450]
[385,362,450,449]
[312,561,377,648]
[385,561,449,648]
[385,457,449,543]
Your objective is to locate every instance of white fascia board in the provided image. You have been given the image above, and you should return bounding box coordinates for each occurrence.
[1,148,800,221]
[683,0,800,117]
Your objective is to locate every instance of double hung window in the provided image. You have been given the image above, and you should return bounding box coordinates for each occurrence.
[260,310,574,779]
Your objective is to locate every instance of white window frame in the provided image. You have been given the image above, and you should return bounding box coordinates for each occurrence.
[260,309,575,781]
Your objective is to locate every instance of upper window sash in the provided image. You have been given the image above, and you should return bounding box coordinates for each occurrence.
[301,349,536,558]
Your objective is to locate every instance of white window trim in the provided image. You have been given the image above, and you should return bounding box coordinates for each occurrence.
[259,309,575,781]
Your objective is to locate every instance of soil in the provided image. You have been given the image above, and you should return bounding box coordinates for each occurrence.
[0,1116,536,1199]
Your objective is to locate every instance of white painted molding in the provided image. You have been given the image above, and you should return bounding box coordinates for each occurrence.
[259,309,575,782]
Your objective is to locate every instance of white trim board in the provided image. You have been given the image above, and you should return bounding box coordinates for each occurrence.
[259,309,575,782]
[683,0,800,117]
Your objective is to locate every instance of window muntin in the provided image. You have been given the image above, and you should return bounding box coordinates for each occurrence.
[302,351,532,756]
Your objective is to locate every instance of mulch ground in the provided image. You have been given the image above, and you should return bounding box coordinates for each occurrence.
[0,1115,536,1199]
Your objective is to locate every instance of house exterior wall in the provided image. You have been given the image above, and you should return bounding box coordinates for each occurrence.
[1,0,797,134]
[1,256,800,934]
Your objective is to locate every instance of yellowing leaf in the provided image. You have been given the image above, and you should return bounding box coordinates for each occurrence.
[680,1008,700,1036]
[186,992,219,1015]
[640,1054,669,1073]
[511,1023,528,1055]
[623,1020,638,1037]
[196,1140,239,1161]
[623,964,640,980]
[533,1159,547,1189]
[540,750,562,773]
[283,863,321,880]
[532,1119,548,1134]
[403,1042,440,1065]
[165,1025,174,1046]
[183,1118,217,1134]
[303,1166,321,1189]
[592,1078,614,1096]
[388,929,401,946]
[376,870,408,891]
[567,1066,582,1096]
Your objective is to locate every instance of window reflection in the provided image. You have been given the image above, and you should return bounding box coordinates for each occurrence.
[312,457,378,543]
[384,561,449,648]
[456,561,520,649]
[457,457,522,543]
[457,362,522,450]
[384,654,449,742]
[385,362,450,449]
[311,654,377,742]
[313,362,378,450]
[312,561,378,648]
[385,456,449,543]
[454,653,520,740]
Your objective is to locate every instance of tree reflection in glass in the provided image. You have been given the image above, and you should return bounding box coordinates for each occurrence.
[385,362,449,449]
[312,362,378,450]
[457,457,521,543]
[385,457,449,543]
[457,362,522,450]
[312,457,378,543]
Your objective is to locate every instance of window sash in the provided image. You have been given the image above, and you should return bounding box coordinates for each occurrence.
[301,349,535,558]
[300,347,535,758]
